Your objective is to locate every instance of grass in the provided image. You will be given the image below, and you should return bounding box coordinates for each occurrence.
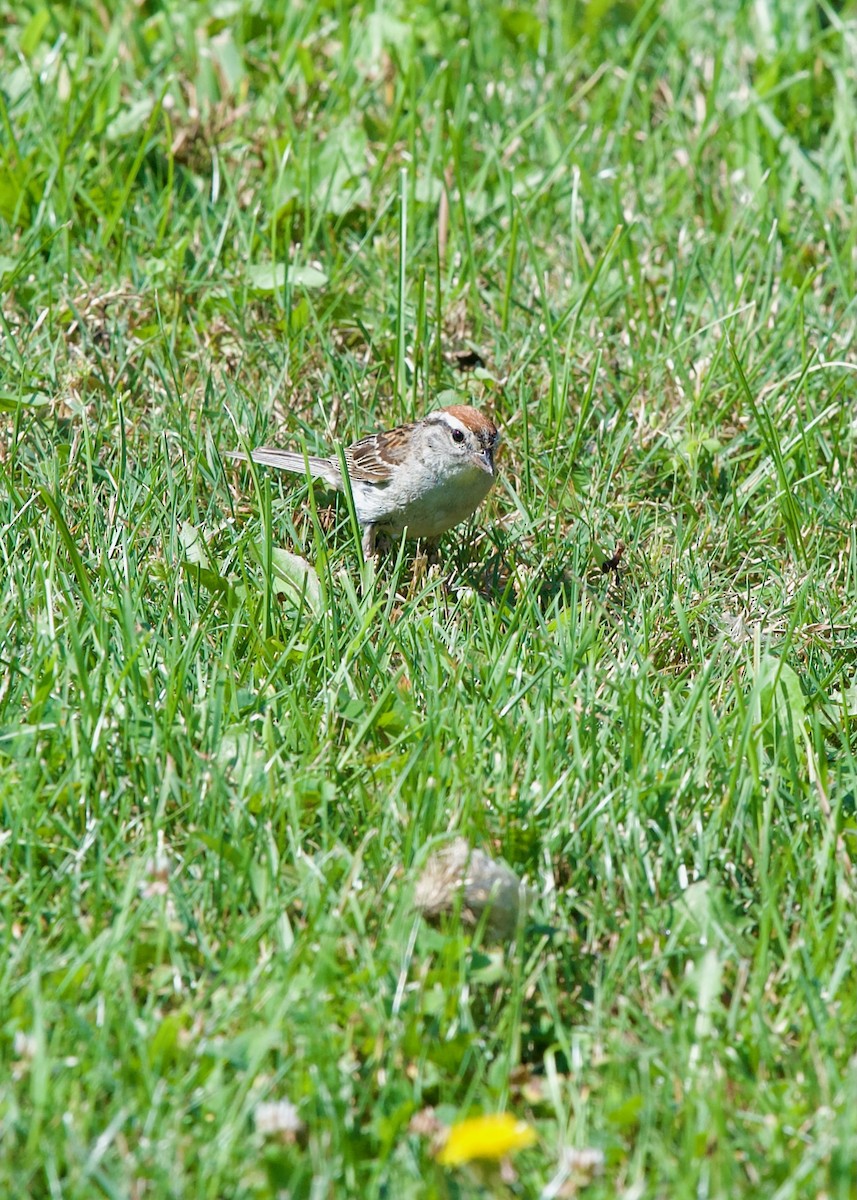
[2,0,857,1196]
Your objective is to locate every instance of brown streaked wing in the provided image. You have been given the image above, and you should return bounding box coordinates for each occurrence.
[344,423,415,483]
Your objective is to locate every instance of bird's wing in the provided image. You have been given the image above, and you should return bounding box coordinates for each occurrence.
[345,423,415,483]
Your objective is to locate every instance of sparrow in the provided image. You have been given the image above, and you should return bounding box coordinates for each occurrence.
[226,404,500,556]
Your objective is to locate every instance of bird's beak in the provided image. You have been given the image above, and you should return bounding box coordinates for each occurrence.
[474,432,499,475]
[474,447,495,475]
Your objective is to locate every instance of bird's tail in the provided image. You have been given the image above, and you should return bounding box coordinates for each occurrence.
[224,447,339,486]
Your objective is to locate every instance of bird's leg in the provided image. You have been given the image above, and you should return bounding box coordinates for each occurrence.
[408,539,442,595]
[361,524,377,559]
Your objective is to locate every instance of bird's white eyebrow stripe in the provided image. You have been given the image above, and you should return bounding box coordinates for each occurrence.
[429,411,469,434]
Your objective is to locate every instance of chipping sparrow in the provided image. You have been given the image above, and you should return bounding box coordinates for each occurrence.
[226,405,500,556]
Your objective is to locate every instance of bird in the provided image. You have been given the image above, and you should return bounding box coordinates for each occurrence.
[226,405,500,557]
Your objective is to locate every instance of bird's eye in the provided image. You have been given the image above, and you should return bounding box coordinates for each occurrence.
[451,428,465,444]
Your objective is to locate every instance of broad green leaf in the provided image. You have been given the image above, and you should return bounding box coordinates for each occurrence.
[179,520,210,568]
[829,685,857,719]
[0,392,50,411]
[268,547,323,615]
[246,262,328,292]
[106,97,156,141]
[606,1094,644,1129]
[193,830,244,867]
[180,563,239,607]
[757,653,807,741]
[312,121,370,215]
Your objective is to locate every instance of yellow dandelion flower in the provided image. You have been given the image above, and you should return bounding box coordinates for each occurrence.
[436,1113,537,1166]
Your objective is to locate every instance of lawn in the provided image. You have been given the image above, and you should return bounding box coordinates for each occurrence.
[1,1,856,1196]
